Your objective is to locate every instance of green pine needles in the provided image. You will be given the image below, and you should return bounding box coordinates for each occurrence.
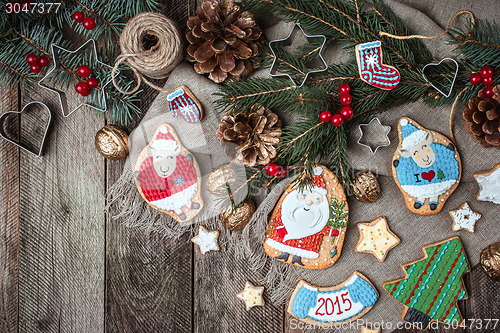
[215,0,500,189]
[327,198,349,229]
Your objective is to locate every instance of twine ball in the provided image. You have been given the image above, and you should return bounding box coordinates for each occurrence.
[220,199,256,231]
[95,125,129,160]
[480,242,500,281]
[350,170,381,203]
[119,12,183,80]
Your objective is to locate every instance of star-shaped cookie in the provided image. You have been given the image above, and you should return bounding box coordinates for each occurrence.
[449,202,481,233]
[361,326,381,333]
[355,216,400,262]
[473,163,500,204]
[191,226,220,254]
[236,281,265,311]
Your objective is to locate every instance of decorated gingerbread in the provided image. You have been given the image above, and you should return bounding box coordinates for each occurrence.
[167,85,204,124]
[134,124,203,222]
[263,165,348,270]
[392,117,461,215]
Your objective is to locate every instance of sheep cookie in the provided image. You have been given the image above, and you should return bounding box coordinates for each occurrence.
[392,118,461,215]
[134,123,203,222]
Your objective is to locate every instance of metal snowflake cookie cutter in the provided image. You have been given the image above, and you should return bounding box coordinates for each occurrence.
[0,101,52,157]
[422,58,459,98]
[268,23,328,88]
[357,117,391,154]
[38,39,117,117]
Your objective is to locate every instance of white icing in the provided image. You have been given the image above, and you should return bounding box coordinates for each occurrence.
[401,130,427,150]
[345,274,359,286]
[450,203,481,233]
[400,118,408,126]
[307,289,364,322]
[302,283,319,292]
[476,168,500,204]
[192,227,219,254]
[151,183,198,211]
[401,179,456,198]
[150,139,179,151]
[313,166,323,175]
[159,126,168,133]
[265,238,319,259]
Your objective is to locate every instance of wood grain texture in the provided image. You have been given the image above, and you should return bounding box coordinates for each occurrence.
[0,88,19,333]
[17,85,106,332]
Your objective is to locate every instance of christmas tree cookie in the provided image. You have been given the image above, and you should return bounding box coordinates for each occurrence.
[392,118,461,215]
[383,237,471,330]
[134,124,203,222]
[263,165,348,270]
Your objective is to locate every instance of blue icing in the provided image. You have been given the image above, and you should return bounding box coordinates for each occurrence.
[396,143,459,186]
[347,277,378,307]
[167,88,184,101]
[291,286,317,319]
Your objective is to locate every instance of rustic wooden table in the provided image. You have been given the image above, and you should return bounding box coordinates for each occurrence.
[0,1,498,332]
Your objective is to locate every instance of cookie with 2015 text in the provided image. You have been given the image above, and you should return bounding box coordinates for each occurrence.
[263,165,348,270]
[392,117,461,215]
[134,123,203,222]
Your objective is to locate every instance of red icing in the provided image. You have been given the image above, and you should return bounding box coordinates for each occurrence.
[421,170,435,182]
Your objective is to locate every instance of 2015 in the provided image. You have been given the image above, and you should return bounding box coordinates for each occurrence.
[315,292,352,316]
[5,2,61,14]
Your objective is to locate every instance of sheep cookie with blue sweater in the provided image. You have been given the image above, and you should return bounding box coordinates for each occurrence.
[392,117,461,215]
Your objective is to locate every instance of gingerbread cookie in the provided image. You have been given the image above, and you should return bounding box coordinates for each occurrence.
[383,237,471,330]
[236,281,265,311]
[288,271,378,327]
[263,165,348,270]
[191,226,219,254]
[134,124,203,222]
[392,117,461,215]
[355,216,400,262]
[473,162,500,204]
[167,85,204,123]
[449,202,481,233]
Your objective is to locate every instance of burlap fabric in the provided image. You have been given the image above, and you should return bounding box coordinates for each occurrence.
[108,1,500,331]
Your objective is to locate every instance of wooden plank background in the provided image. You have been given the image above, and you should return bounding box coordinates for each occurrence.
[0,1,499,333]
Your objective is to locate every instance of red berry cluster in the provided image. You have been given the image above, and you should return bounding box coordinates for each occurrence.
[470,66,495,98]
[319,83,354,127]
[265,163,286,178]
[74,65,98,97]
[72,11,96,30]
[26,53,50,74]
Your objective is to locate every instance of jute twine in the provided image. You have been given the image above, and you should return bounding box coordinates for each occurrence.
[111,12,184,94]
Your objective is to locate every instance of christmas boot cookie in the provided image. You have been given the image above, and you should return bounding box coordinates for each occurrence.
[288,271,378,327]
[134,124,203,222]
[263,165,348,270]
[392,117,461,215]
[167,85,204,124]
[355,41,400,90]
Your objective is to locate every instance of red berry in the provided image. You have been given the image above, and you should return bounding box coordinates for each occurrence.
[77,65,91,78]
[82,17,96,30]
[72,11,84,23]
[331,114,343,127]
[331,230,339,237]
[338,83,351,94]
[339,93,352,106]
[469,73,482,85]
[266,163,279,176]
[87,77,98,89]
[30,64,42,74]
[276,166,286,178]
[38,56,50,67]
[75,82,91,96]
[483,86,494,99]
[340,106,353,121]
[480,66,493,79]
[319,110,332,123]
[482,77,493,86]
[26,53,38,65]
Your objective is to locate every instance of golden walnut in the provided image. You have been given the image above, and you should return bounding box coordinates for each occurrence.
[480,242,500,281]
[220,199,255,231]
[350,170,381,203]
[95,125,129,160]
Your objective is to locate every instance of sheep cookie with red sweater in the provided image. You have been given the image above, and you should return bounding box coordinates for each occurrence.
[134,124,203,222]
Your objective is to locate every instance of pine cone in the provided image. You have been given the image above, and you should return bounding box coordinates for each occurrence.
[186,0,262,83]
[463,85,500,149]
[216,105,282,167]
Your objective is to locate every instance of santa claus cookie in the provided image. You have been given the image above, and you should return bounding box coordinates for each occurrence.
[134,124,203,222]
[392,118,461,215]
[263,165,348,270]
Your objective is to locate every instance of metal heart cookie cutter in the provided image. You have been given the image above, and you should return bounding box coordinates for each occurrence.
[422,58,459,98]
[0,101,52,157]
[268,23,328,87]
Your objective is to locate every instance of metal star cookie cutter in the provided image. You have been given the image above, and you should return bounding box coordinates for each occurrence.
[357,117,391,154]
[38,39,116,117]
[268,23,328,88]
[422,58,459,98]
[0,101,52,157]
